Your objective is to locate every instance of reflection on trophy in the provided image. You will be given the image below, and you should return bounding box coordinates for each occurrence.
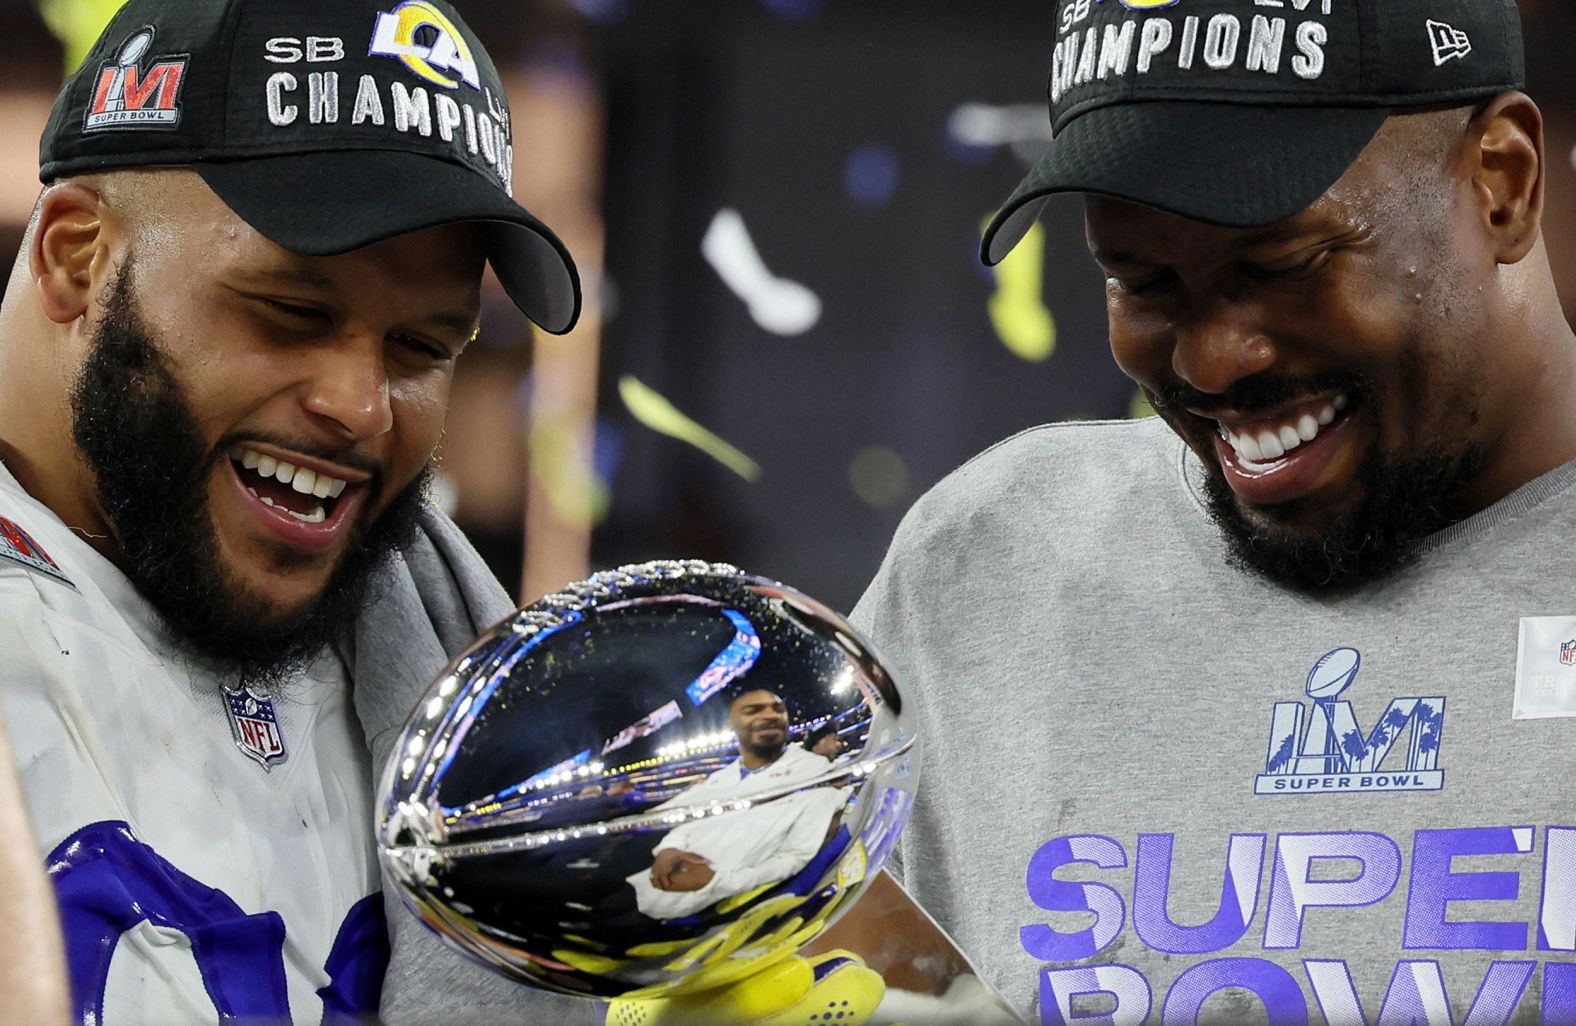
[378,561,1020,1025]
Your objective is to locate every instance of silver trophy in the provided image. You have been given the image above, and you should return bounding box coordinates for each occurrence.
[378,561,1019,1025]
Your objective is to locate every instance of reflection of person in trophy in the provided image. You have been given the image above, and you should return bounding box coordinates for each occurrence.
[802,722,846,761]
[629,687,847,920]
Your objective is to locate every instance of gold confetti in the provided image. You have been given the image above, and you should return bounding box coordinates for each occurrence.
[618,376,762,482]
[39,0,128,74]
[984,218,1056,362]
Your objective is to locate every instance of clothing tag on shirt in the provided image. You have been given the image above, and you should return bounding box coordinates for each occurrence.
[1513,617,1576,719]
[0,515,74,589]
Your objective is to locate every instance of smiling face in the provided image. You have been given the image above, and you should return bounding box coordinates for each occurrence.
[1086,103,1562,589]
[32,171,485,681]
[729,689,789,768]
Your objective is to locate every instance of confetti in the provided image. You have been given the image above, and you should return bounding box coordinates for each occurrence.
[702,209,822,337]
[618,376,762,482]
[984,219,1056,362]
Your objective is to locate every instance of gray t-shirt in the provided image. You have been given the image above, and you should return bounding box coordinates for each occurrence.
[852,417,1576,1026]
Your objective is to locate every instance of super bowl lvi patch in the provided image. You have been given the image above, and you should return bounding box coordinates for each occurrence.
[1513,617,1576,719]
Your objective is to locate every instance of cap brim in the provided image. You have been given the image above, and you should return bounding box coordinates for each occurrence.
[982,102,1392,265]
[196,151,581,334]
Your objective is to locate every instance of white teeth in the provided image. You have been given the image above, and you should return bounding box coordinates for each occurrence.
[234,448,350,500]
[286,505,327,524]
[1221,395,1353,465]
[261,496,276,507]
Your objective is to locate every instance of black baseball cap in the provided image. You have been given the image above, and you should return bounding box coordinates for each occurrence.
[39,0,581,334]
[984,0,1525,265]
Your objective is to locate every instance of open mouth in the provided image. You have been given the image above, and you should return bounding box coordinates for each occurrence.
[1203,392,1359,505]
[1216,393,1348,469]
[231,447,351,524]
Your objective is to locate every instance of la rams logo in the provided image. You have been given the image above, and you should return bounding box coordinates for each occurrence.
[368,1,481,91]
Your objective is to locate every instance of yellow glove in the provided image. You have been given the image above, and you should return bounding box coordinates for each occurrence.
[607,949,886,1026]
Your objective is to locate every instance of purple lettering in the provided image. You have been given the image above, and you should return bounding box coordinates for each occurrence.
[1537,827,1576,952]
[1264,833,1401,950]
[1040,964,1151,1026]
[1404,827,1531,951]
[1373,960,1533,1026]
[1160,958,1308,1026]
[1132,834,1265,954]
[1543,962,1576,1024]
[1308,960,1534,1026]
[1023,835,1128,961]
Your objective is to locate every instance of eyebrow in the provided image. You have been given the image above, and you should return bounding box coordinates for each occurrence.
[425,309,483,338]
[245,267,480,338]
[250,266,337,290]
[1091,223,1336,268]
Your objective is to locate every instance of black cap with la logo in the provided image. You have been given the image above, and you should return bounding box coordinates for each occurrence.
[984,0,1525,265]
[40,0,580,335]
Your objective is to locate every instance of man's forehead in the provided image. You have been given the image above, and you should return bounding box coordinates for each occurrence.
[1084,187,1362,263]
[731,690,782,709]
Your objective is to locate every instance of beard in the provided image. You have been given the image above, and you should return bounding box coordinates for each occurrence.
[69,261,431,691]
[1199,448,1480,592]
[1155,375,1483,592]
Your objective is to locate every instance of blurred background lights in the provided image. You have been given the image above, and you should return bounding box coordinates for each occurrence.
[848,446,911,510]
[947,102,1053,163]
[756,0,825,20]
[844,144,901,209]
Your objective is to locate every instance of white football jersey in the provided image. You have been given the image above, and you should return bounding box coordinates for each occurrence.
[0,461,381,1025]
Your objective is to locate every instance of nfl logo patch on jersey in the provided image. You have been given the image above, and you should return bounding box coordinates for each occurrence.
[224,687,288,771]
[1562,640,1576,667]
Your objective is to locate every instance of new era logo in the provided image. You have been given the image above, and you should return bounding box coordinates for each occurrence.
[1427,20,1472,66]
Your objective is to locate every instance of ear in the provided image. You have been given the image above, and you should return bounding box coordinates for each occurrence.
[29,183,113,325]
[1464,91,1544,264]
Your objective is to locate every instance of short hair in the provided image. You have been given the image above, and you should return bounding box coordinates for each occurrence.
[802,723,837,749]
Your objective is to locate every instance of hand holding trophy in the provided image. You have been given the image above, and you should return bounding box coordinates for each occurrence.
[378,561,1020,1025]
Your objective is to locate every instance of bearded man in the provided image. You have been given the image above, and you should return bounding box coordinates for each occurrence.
[855,1,1576,1021]
[0,1,597,1023]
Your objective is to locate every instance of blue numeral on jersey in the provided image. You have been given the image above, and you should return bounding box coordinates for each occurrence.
[47,820,385,1024]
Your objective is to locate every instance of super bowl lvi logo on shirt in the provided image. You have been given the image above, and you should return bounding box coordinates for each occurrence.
[1255,648,1445,795]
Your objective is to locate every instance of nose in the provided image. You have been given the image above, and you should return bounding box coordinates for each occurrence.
[298,336,394,441]
[1168,299,1278,397]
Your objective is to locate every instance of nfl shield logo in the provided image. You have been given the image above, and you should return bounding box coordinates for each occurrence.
[224,687,287,771]
[1561,640,1576,667]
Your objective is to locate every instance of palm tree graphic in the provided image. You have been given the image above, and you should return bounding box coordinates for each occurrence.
[1267,732,1297,775]
[1340,729,1368,772]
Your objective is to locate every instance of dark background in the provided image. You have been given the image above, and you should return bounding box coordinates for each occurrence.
[4,0,1574,612]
